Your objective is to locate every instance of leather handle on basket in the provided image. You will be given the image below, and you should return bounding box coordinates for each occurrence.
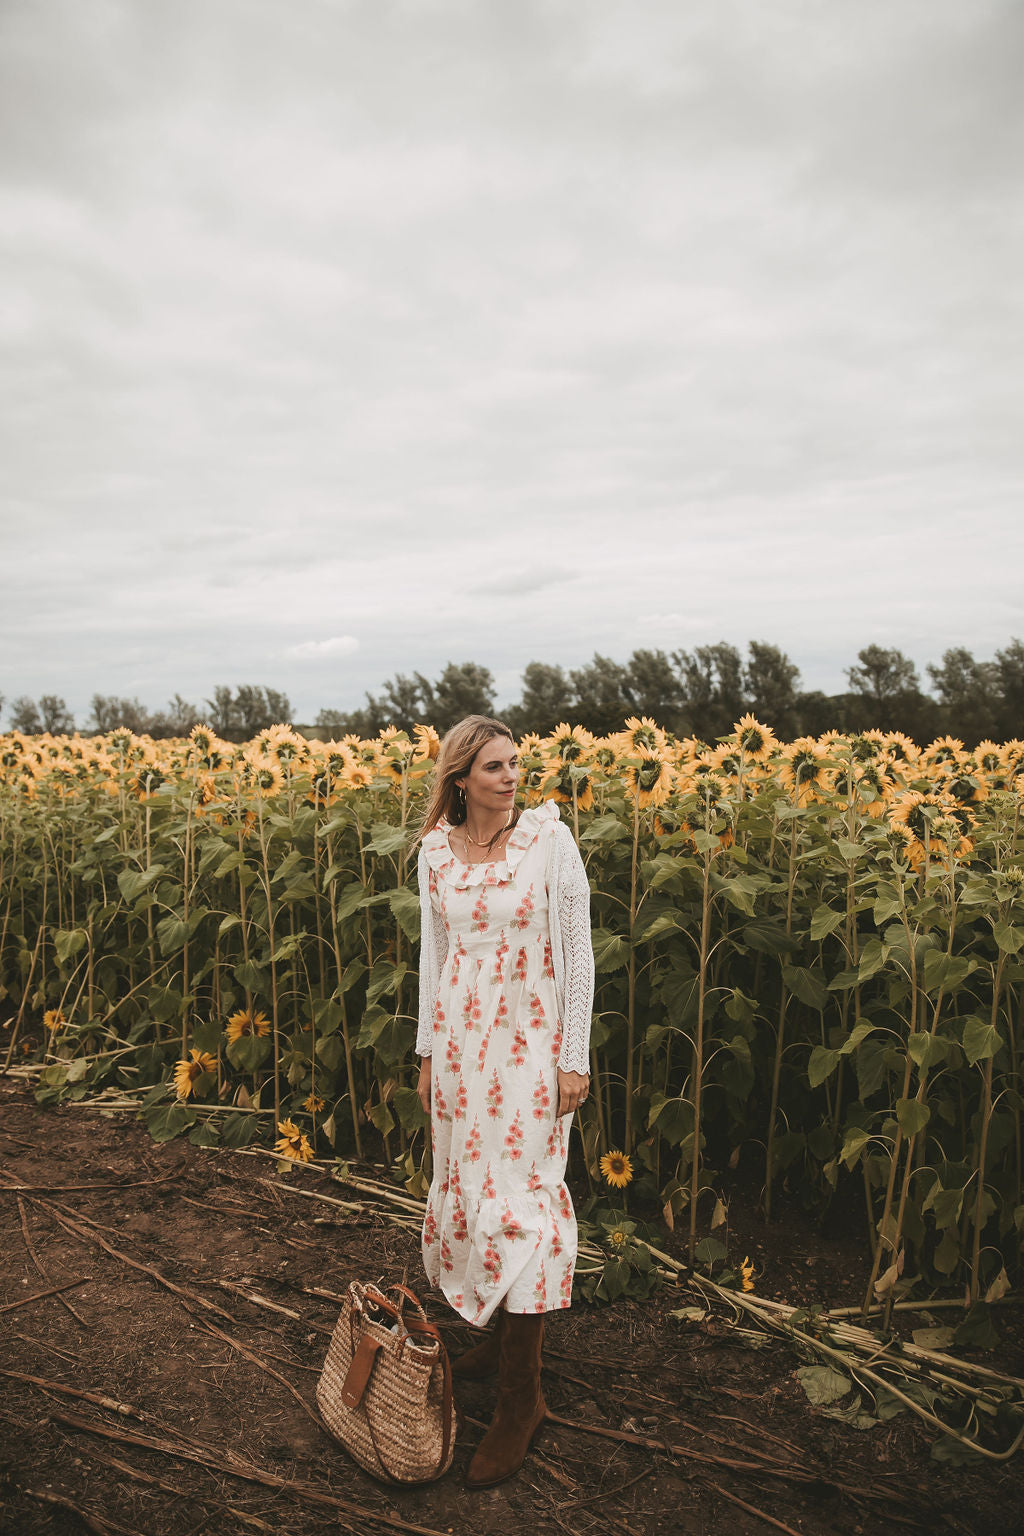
[397,1314,454,1474]
[340,1330,382,1409]
[388,1283,426,1313]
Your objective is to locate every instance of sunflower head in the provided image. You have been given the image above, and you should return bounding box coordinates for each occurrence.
[616,716,667,757]
[848,730,888,764]
[188,723,218,758]
[412,723,441,762]
[545,723,595,764]
[778,739,834,806]
[129,766,168,801]
[43,1008,67,1031]
[307,768,335,807]
[882,732,921,767]
[732,714,777,764]
[622,750,674,808]
[245,755,285,797]
[922,735,965,768]
[265,726,309,767]
[173,1049,218,1100]
[934,765,988,806]
[275,1119,314,1162]
[599,1149,634,1189]
[225,1007,271,1043]
[540,761,595,810]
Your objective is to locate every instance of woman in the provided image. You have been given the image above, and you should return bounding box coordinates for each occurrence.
[415,715,594,1488]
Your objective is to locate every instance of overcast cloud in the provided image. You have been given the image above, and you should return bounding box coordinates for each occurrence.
[1,0,1021,725]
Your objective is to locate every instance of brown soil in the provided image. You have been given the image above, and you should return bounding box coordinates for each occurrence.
[0,1073,1019,1536]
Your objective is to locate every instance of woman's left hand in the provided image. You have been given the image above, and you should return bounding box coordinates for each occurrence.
[557,1069,590,1117]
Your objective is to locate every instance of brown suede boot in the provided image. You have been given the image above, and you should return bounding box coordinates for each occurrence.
[450,1309,507,1379]
[465,1312,547,1488]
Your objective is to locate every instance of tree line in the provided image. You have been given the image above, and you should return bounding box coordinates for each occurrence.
[0,685,293,743]
[5,639,1021,746]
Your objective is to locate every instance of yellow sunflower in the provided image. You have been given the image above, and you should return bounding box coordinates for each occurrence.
[933,764,988,806]
[592,740,619,770]
[264,725,309,768]
[128,766,168,801]
[275,1119,314,1161]
[621,750,674,808]
[173,1049,218,1100]
[973,741,1006,777]
[848,729,888,763]
[832,759,896,817]
[344,762,374,790]
[43,1008,67,1031]
[1001,740,1024,775]
[816,729,847,753]
[380,736,416,783]
[882,732,921,768]
[929,813,975,864]
[188,723,218,757]
[540,762,595,811]
[600,1150,634,1188]
[922,735,966,768]
[732,714,777,764]
[778,739,834,807]
[544,723,595,764]
[710,744,743,781]
[307,768,336,808]
[615,716,667,756]
[887,791,968,868]
[412,723,441,762]
[245,755,285,797]
[225,1007,271,1043]
[681,773,736,850]
[303,1092,325,1114]
[192,773,219,812]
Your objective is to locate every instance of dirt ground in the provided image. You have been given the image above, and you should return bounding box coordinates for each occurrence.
[0,1072,1020,1536]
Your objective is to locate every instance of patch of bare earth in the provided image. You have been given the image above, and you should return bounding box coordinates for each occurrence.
[0,1075,1019,1536]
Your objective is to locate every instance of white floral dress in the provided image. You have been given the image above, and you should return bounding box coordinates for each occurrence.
[416,801,594,1325]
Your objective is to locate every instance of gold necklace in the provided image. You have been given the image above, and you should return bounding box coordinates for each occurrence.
[462,808,513,848]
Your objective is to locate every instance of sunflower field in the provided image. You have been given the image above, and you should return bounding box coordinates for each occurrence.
[2,717,1022,1312]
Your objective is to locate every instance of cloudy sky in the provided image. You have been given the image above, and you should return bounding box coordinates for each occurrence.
[2,0,1021,726]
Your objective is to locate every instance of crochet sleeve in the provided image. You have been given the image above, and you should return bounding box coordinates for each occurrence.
[553,825,595,1075]
[416,846,447,1058]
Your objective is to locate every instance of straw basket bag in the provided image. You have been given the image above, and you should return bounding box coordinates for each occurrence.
[316,1280,455,1484]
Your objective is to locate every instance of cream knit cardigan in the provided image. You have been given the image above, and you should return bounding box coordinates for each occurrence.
[415,803,595,1076]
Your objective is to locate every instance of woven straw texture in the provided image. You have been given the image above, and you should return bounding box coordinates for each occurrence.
[317,1282,455,1483]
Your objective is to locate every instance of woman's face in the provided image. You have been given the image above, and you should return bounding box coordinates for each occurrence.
[457,734,519,817]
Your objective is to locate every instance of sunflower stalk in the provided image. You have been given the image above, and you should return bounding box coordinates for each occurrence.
[862,871,923,1317]
[325,826,363,1158]
[687,832,714,1269]
[624,792,640,1152]
[255,798,281,1130]
[764,811,798,1222]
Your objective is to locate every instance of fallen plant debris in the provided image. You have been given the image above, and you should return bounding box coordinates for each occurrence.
[679,1276,1024,1462]
[1,1075,1022,1536]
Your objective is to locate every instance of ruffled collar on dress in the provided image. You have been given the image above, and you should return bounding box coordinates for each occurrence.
[421,798,560,887]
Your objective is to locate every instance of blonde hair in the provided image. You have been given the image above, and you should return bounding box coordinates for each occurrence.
[416,716,520,847]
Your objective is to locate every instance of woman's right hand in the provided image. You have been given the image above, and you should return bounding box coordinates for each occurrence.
[417,1058,432,1117]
